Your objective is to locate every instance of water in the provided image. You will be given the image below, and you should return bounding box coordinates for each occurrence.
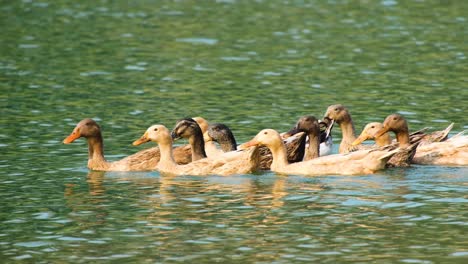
[1,0,467,262]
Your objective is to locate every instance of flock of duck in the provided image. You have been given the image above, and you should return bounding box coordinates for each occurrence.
[63,104,468,176]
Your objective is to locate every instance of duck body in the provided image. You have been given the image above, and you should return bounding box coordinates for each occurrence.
[412,133,468,165]
[134,124,260,176]
[375,114,468,166]
[201,119,306,170]
[240,128,396,176]
[352,121,423,167]
[63,118,191,172]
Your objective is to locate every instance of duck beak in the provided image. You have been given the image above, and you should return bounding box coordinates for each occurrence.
[323,118,334,138]
[132,132,150,146]
[63,130,81,144]
[374,126,389,138]
[351,134,368,146]
[238,139,259,150]
[282,128,301,139]
[171,131,181,141]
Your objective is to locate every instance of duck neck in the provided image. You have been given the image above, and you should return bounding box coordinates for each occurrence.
[395,129,410,148]
[375,132,392,147]
[219,135,237,152]
[338,117,356,153]
[87,134,109,170]
[268,141,289,171]
[158,139,177,169]
[304,132,320,160]
[189,134,207,161]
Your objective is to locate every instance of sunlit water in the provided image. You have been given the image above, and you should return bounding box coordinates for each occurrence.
[1,0,467,262]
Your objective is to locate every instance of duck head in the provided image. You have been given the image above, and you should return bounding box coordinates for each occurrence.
[352,122,385,146]
[63,118,101,144]
[133,124,171,146]
[240,129,282,149]
[283,115,320,138]
[171,118,202,140]
[208,123,236,143]
[323,104,350,125]
[375,114,408,137]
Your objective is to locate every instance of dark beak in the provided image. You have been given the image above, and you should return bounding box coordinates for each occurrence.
[320,118,334,138]
[171,131,181,140]
[282,127,303,138]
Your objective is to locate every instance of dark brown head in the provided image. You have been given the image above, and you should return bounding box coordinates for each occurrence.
[63,118,101,144]
[295,116,320,136]
[207,123,237,151]
[171,118,203,140]
[323,104,351,124]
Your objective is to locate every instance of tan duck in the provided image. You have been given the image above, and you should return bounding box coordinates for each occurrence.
[240,128,397,176]
[133,124,260,176]
[62,118,191,171]
[351,121,423,167]
[353,121,453,147]
[201,120,306,170]
[375,114,468,166]
[323,104,366,154]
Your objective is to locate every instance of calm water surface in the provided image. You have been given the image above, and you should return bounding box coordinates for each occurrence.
[1,0,467,262]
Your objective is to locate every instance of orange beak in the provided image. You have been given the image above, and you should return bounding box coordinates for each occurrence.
[374,126,389,138]
[63,130,81,144]
[132,132,150,146]
[351,134,369,146]
[238,139,260,150]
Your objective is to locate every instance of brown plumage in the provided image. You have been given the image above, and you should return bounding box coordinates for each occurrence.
[351,121,423,167]
[374,114,468,166]
[323,104,368,154]
[63,118,191,171]
[240,129,398,176]
[202,121,306,170]
[133,125,260,176]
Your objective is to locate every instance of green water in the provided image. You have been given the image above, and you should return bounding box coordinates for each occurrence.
[1,0,467,262]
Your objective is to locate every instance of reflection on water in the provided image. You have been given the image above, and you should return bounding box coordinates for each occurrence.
[2,167,467,262]
[1,0,467,262]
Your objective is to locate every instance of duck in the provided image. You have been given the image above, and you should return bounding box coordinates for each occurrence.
[192,117,231,157]
[206,123,238,153]
[203,121,307,170]
[352,121,453,147]
[171,118,208,161]
[350,121,424,167]
[374,114,468,166]
[323,104,366,154]
[284,116,334,159]
[133,124,260,176]
[239,128,397,176]
[62,118,191,171]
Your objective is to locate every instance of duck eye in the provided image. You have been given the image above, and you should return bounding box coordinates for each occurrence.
[263,131,268,135]
[393,117,397,121]
[371,126,375,128]
[334,108,338,111]
[153,128,158,131]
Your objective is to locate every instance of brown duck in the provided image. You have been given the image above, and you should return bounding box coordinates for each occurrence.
[63,118,191,171]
